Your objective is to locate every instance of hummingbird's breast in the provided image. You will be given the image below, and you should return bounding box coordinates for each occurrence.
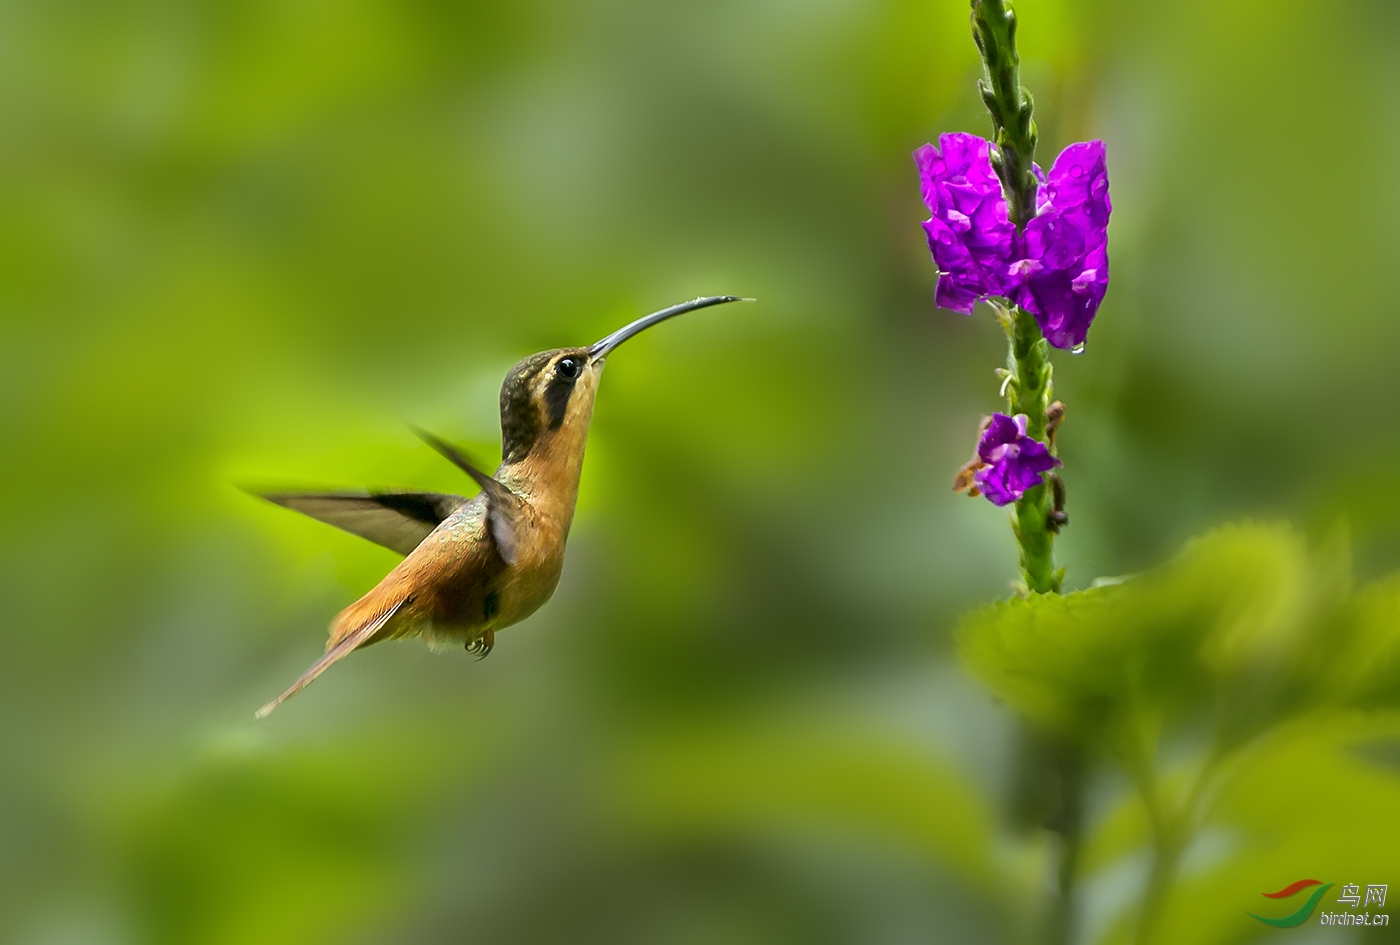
[377,489,571,649]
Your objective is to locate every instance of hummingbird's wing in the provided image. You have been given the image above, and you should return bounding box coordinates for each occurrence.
[412,428,527,566]
[257,491,467,556]
[255,596,405,718]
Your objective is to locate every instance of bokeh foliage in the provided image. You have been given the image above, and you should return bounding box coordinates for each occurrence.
[2,0,1400,943]
[962,524,1400,938]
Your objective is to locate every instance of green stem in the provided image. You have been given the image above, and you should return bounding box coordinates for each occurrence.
[1135,837,1183,945]
[1121,729,1172,945]
[1046,745,1084,945]
[973,0,1058,594]
[1132,748,1223,945]
[971,0,1039,227]
[971,8,1075,945]
[1008,728,1084,945]
[993,303,1058,593]
[1005,305,1058,594]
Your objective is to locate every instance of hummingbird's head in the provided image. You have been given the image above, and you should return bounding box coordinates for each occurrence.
[498,296,749,466]
[498,347,601,465]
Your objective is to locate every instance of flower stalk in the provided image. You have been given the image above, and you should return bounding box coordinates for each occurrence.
[1000,303,1060,593]
[974,0,1059,595]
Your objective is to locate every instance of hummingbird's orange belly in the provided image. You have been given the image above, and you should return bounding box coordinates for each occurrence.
[492,553,565,628]
[399,509,568,648]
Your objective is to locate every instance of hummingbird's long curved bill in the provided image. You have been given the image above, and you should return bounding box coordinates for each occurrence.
[589,295,750,360]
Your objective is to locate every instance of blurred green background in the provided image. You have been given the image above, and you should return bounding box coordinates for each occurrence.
[3,0,1400,942]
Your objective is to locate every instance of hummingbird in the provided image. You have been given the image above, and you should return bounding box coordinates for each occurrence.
[253,295,747,718]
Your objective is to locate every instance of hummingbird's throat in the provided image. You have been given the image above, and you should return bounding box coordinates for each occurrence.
[502,373,597,534]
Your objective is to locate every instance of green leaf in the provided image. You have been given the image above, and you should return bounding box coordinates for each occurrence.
[1314,572,1400,708]
[958,581,1152,747]
[956,522,1315,752]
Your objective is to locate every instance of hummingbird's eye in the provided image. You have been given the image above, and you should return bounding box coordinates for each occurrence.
[556,357,582,380]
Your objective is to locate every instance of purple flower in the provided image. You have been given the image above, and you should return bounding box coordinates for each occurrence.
[973,413,1060,506]
[1011,141,1111,349]
[914,136,1111,349]
[914,133,1016,313]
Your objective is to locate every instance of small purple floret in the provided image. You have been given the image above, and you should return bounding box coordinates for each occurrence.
[914,133,1017,313]
[913,136,1111,349]
[1012,141,1112,349]
[973,413,1060,506]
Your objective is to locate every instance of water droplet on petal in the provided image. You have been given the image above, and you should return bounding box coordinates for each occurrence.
[1070,164,1085,179]
[1070,343,1086,355]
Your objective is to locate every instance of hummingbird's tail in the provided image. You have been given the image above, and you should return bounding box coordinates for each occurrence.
[255,597,406,719]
